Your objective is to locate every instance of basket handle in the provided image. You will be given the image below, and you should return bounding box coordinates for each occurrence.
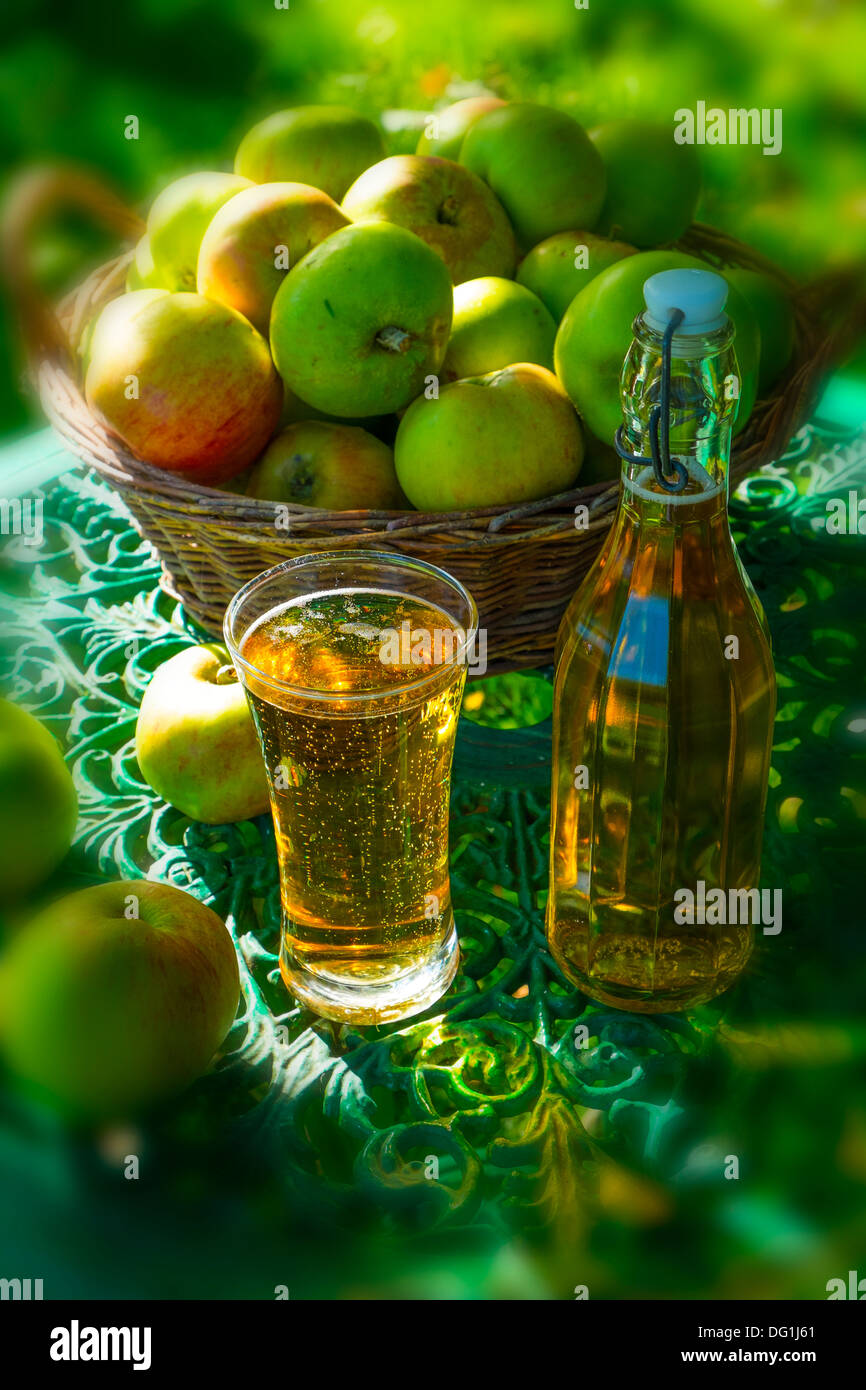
[0,164,144,364]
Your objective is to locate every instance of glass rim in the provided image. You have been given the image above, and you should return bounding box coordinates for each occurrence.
[223,548,479,706]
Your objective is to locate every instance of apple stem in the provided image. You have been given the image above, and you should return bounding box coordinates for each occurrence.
[438,195,460,226]
[375,325,412,355]
[215,664,239,685]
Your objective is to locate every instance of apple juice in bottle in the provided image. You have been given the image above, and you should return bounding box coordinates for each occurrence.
[547,269,776,1012]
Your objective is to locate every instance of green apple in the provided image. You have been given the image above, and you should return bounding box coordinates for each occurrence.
[270,221,453,417]
[589,121,701,248]
[146,171,253,291]
[516,230,637,322]
[416,96,508,160]
[85,290,283,485]
[554,250,761,445]
[235,106,386,202]
[0,700,77,901]
[342,155,516,284]
[395,362,583,511]
[276,383,394,439]
[125,234,167,292]
[459,103,606,249]
[579,431,622,486]
[135,644,269,823]
[442,277,557,382]
[247,421,404,509]
[0,879,240,1121]
[726,267,794,395]
[197,181,350,336]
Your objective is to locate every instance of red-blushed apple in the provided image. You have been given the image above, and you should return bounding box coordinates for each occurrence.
[394,362,584,511]
[416,96,508,160]
[459,103,606,249]
[516,230,637,322]
[0,880,240,1121]
[246,421,404,510]
[269,222,453,417]
[0,700,77,901]
[146,171,252,291]
[235,106,386,202]
[135,644,270,823]
[342,155,516,284]
[84,290,283,485]
[442,276,557,382]
[196,182,350,336]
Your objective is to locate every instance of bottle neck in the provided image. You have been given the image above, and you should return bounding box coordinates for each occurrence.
[618,461,729,532]
[618,312,739,503]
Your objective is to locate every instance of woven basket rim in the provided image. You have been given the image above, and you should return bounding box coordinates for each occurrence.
[40,221,846,543]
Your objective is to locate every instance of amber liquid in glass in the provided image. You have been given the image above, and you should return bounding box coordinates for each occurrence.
[240,587,466,1017]
[548,467,776,1011]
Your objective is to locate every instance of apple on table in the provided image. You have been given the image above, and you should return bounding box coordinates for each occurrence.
[0,880,240,1122]
[135,644,270,824]
[0,700,78,902]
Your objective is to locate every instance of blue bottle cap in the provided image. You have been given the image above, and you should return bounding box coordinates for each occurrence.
[643,268,729,335]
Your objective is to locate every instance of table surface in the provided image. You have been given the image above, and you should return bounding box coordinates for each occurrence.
[0,407,865,1301]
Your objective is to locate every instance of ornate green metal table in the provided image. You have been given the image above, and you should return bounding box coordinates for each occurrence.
[0,412,864,1300]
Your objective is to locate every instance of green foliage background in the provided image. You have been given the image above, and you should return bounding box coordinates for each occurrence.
[2,0,864,432]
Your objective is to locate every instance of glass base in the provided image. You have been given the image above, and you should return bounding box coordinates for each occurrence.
[279,918,459,1025]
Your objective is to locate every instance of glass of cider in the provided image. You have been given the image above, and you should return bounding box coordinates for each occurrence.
[224,550,477,1025]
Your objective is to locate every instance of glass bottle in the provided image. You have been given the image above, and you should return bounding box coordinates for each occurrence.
[547,268,776,1012]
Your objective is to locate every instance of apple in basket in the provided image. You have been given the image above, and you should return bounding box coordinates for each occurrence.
[146,170,253,291]
[394,362,584,512]
[341,155,517,284]
[196,181,351,336]
[516,230,637,323]
[246,421,405,510]
[458,103,606,250]
[269,221,453,417]
[588,120,702,249]
[84,289,283,485]
[441,276,557,382]
[415,96,508,161]
[0,879,240,1121]
[234,105,387,202]
[554,249,761,447]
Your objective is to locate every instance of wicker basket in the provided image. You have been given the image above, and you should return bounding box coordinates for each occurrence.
[7,169,854,672]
